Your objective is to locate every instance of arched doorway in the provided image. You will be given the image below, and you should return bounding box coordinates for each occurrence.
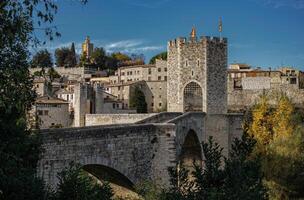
[179,130,202,175]
[183,82,203,112]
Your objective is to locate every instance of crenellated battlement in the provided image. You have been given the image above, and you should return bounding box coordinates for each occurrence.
[168,35,227,48]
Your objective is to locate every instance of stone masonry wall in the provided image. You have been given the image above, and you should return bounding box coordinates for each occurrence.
[167,36,227,114]
[228,84,304,111]
[38,123,176,188]
[205,37,228,114]
[85,113,156,126]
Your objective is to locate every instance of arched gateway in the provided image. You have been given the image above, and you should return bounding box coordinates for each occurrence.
[183,82,203,112]
[179,129,202,168]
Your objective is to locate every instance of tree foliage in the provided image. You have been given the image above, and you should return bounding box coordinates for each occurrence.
[47,67,61,82]
[55,46,77,68]
[31,49,53,68]
[53,162,113,200]
[160,136,265,200]
[149,52,167,64]
[0,0,59,199]
[91,47,106,69]
[129,87,147,113]
[0,0,86,199]
[249,93,304,199]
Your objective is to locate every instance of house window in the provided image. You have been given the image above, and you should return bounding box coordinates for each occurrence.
[148,68,152,75]
[159,103,162,107]
[158,76,161,81]
[164,68,167,72]
[158,68,161,72]
[38,110,43,115]
[113,103,116,109]
[290,78,297,84]
[44,110,49,116]
[197,60,200,66]
[151,103,154,106]
[159,95,162,98]
[164,76,167,81]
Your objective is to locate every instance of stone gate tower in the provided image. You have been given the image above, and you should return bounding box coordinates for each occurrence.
[167,27,228,114]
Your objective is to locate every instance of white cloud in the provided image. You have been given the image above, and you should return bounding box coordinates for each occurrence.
[31,39,164,55]
[104,39,164,53]
[104,39,144,49]
[253,0,304,9]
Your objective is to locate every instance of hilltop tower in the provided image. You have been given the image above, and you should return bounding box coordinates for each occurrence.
[167,27,228,114]
[82,36,94,59]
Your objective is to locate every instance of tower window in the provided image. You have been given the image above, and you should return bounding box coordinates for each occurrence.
[197,60,200,66]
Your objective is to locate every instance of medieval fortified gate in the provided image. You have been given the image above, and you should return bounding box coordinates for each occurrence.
[38,31,244,189]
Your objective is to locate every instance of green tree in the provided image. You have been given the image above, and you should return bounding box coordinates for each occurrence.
[47,67,61,82]
[70,42,77,67]
[91,47,106,69]
[149,52,167,64]
[111,52,131,67]
[0,0,86,199]
[192,137,225,199]
[160,136,266,200]
[263,127,304,199]
[129,87,147,113]
[222,134,266,200]
[249,93,304,199]
[55,46,77,68]
[31,49,53,68]
[54,162,113,200]
[0,0,60,199]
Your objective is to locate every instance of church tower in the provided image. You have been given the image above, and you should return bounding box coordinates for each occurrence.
[82,36,94,59]
[167,27,228,114]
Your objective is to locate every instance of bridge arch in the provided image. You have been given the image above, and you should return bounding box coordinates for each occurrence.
[183,81,203,112]
[179,129,202,169]
[83,164,134,190]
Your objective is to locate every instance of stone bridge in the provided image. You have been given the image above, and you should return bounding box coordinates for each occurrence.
[38,112,243,189]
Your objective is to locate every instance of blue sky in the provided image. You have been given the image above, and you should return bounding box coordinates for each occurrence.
[34,0,304,70]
